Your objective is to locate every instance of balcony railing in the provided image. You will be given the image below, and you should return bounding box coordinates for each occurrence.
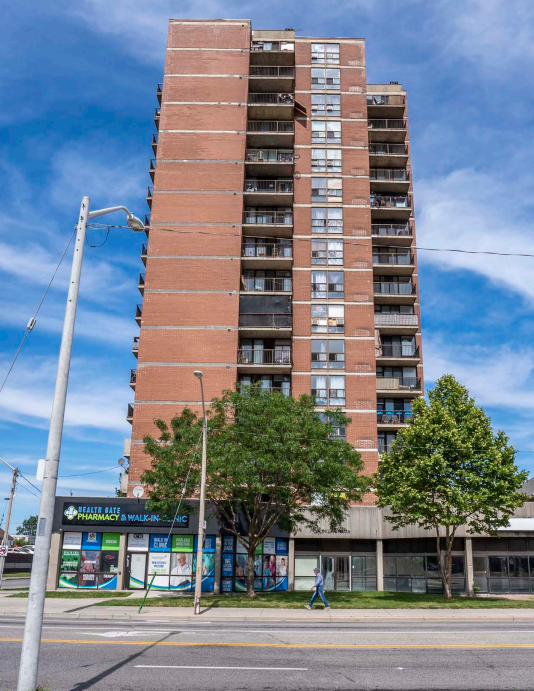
[130,369,137,385]
[247,121,294,133]
[367,95,405,106]
[373,253,414,266]
[377,344,420,358]
[369,143,408,155]
[132,336,139,353]
[368,119,407,130]
[371,194,411,209]
[251,41,295,52]
[242,241,292,258]
[250,66,295,77]
[138,273,145,293]
[135,304,142,324]
[372,223,412,237]
[151,133,158,154]
[156,83,162,104]
[242,277,292,292]
[377,411,412,423]
[248,93,294,105]
[141,243,147,261]
[246,149,294,163]
[127,403,134,423]
[370,169,409,182]
[376,377,421,390]
[239,313,292,328]
[237,349,292,365]
[245,179,294,193]
[244,210,293,225]
[374,282,415,295]
[374,314,418,327]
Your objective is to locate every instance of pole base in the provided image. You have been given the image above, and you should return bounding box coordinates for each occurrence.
[194,600,201,615]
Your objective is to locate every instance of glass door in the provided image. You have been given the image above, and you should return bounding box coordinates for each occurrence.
[321,555,350,590]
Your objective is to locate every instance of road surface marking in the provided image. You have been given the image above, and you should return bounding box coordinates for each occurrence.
[3,638,534,649]
[135,665,308,670]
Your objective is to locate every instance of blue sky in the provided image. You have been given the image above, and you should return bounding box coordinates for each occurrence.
[1,0,534,527]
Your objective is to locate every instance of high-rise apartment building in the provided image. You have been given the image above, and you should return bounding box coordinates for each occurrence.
[127,20,423,494]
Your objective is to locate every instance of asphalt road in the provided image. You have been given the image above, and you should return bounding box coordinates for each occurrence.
[2,617,534,690]
[0,578,30,590]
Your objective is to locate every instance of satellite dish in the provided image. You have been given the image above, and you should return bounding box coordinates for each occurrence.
[132,486,144,499]
[117,458,125,467]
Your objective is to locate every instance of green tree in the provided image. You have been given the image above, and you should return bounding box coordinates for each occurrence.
[142,386,371,597]
[16,515,37,536]
[375,375,529,599]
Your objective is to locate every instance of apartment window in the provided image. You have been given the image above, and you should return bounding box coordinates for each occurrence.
[311,239,343,265]
[311,149,342,173]
[378,432,397,454]
[242,269,292,292]
[311,304,344,333]
[312,207,343,233]
[377,365,417,389]
[374,305,414,314]
[311,68,340,89]
[311,120,341,144]
[311,375,345,406]
[311,94,341,116]
[312,177,342,202]
[311,43,340,64]
[318,412,346,439]
[239,374,290,396]
[373,247,411,266]
[311,270,344,298]
[311,340,345,369]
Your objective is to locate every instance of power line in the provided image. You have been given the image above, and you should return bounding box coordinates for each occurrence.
[59,466,120,478]
[15,481,40,500]
[17,473,41,495]
[0,229,76,397]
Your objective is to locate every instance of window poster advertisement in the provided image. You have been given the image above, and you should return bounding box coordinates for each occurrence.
[263,538,276,555]
[172,535,194,553]
[221,578,233,593]
[102,533,120,550]
[100,551,119,573]
[149,534,172,552]
[82,532,102,550]
[78,571,98,588]
[63,532,82,549]
[99,572,118,589]
[148,552,170,576]
[80,551,100,574]
[129,553,147,589]
[60,550,80,572]
[222,553,233,577]
[58,572,78,588]
[170,552,193,591]
[222,535,234,553]
[193,553,215,592]
[276,537,289,555]
[263,554,277,590]
[276,555,288,590]
[128,533,149,551]
[235,554,263,592]
[236,539,247,554]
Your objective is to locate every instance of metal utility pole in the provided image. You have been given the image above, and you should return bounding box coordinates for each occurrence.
[0,460,18,590]
[17,199,144,691]
[193,370,208,616]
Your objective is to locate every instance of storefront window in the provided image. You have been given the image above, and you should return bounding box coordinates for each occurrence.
[59,532,120,590]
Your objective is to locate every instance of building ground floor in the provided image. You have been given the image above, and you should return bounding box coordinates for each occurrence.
[48,497,534,596]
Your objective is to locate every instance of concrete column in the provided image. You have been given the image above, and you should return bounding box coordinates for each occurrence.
[213,535,222,594]
[46,532,62,591]
[288,538,295,591]
[465,537,474,597]
[116,533,127,591]
[376,539,384,591]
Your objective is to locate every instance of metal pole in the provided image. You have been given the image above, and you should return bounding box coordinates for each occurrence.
[194,374,208,616]
[17,197,89,691]
[0,466,18,590]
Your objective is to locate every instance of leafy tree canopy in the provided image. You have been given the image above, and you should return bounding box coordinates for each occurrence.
[16,515,37,536]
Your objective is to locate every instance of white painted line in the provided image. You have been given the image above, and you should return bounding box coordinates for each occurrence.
[136,665,308,671]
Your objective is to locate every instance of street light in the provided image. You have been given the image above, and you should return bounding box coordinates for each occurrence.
[193,370,208,616]
[17,197,143,691]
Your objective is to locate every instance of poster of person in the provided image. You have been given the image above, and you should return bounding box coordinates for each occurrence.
[263,554,277,590]
[79,551,100,573]
[192,553,215,591]
[170,552,193,590]
[276,555,288,591]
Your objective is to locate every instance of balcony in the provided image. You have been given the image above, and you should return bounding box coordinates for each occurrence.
[132,336,139,357]
[156,83,162,105]
[372,251,414,276]
[154,107,160,129]
[376,377,421,394]
[138,273,145,295]
[149,159,156,182]
[250,40,295,66]
[237,348,292,372]
[135,304,142,325]
[376,344,420,364]
[146,186,153,210]
[368,119,407,143]
[249,66,295,92]
[371,193,412,220]
[151,133,158,155]
[367,94,405,117]
[238,313,292,336]
[369,143,408,167]
[247,120,294,147]
[130,369,137,390]
[377,410,412,426]
[374,313,418,335]
[248,92,294,120]
[244,179,294,206]
[241,239,292,268]
[374,282,416,305]
[372,223,413,246]
[241,276,292,293]
[243,209,293,238]
[245,149,294,177]
[141,243,147,266]
[370,168,410,193]
[126,403,134,424]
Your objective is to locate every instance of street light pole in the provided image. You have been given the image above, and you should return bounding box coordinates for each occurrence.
[193,370,208,616]
[17,198,144,691]
[0,459,18,590]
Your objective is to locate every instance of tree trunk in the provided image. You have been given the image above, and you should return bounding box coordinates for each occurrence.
[246,549,256,598]
[444,547,453,601]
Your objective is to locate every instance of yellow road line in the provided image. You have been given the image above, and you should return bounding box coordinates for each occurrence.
[1,638,534,649]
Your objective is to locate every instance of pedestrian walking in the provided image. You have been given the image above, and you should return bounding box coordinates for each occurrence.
[305,567,331,610]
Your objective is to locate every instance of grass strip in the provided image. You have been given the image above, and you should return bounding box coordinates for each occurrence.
[9,590,132,599]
